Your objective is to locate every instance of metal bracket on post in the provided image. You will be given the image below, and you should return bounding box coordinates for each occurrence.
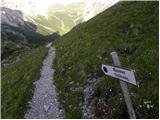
[110,52,136,119]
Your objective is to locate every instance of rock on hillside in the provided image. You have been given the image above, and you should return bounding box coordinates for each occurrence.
[1,7,36,31]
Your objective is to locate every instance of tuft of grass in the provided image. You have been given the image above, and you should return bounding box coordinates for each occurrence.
[53,1,158,119]
[1,46,48,118]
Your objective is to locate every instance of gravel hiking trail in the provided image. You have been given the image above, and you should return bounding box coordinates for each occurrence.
[25,47,63,119]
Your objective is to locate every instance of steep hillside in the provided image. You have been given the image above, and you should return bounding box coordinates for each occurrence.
[53,1,159,119]
[1,7,60,60]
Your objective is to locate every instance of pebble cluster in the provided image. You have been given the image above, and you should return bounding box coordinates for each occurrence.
[82,76,101,118]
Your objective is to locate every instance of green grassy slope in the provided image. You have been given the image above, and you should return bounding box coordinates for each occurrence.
[53,1,159,119]
[1,47,48,118]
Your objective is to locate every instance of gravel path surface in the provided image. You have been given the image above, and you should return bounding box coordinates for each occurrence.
[25,47,63,119]
[82,77,101,118]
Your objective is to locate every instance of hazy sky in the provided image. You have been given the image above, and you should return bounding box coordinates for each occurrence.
[2,0,118,18]
[31,0,83,9]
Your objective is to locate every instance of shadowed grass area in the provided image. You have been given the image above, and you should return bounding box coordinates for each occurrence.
[53,1,158,118]
[1,46,48,118]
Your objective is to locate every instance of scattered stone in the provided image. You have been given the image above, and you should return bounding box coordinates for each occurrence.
[70,86,83,92]
[73,107,77,110]
[69,105,72,108]
[44,105,50,112]
[69,81,74,85]
[76,82,80,86]
[82,76,101,119]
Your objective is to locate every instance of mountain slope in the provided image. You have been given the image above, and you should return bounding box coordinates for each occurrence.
[26,2,85,35]
[2,0,119,36]
[53,1,158,118]
[1,7,60,60]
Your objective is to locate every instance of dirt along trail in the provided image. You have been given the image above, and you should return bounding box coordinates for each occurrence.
[25,47,63,119]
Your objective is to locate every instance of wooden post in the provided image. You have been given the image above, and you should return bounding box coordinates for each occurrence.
[110,52,136,119]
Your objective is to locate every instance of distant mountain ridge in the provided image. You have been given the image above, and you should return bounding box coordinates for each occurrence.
[83,0,119,21]
[1,0,119,60]
[2,0,118,35]
[30,2,85,35]
[1,7,60,60]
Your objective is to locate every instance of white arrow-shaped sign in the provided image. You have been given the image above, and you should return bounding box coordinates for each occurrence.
[101,64,138,86]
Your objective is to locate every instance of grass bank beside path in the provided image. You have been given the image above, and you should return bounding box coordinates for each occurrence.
[1,46,48,118]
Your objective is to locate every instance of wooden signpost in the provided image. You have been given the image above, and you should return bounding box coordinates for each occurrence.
[101,52,137,119]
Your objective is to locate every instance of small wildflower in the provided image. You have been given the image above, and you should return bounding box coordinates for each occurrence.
[147,104,150,109]
[144,101,151,104]
[150,105,154,108]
